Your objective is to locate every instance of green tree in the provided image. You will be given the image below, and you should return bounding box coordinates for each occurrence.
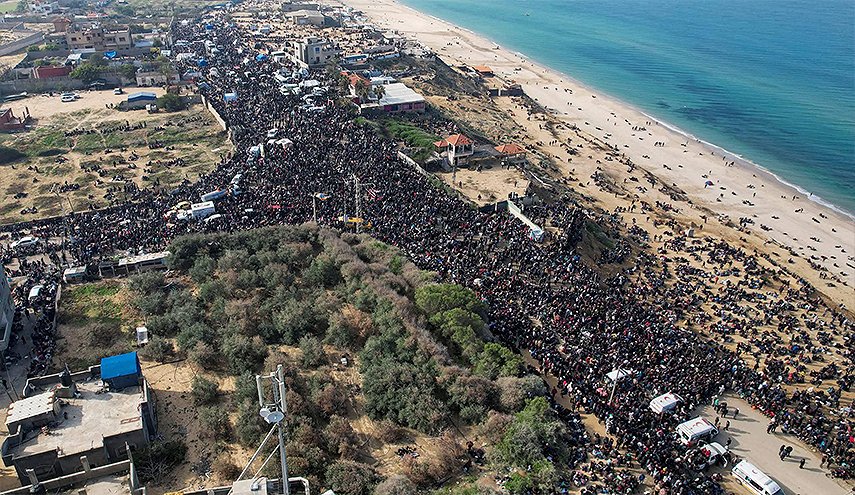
[118,63,137,81]
[191,376,219,405]
[493,397,571,469]
[415,284,483,317]
[198,405,230,440]
[70,63,102,84]
[222,334,268,374]
[325,460,379,495]
[474,343,524,379]
[299,335,325,368]
[157,93,186,112]
[140,336,173,362]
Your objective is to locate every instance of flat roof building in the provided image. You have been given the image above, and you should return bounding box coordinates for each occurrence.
[1,359,156,485]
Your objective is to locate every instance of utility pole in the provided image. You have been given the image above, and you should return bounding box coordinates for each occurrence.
[256,365,290,495]
[351,174,374,234]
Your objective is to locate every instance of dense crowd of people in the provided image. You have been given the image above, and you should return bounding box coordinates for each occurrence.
[0,8,851,494]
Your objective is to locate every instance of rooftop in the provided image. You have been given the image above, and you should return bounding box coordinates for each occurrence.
[377,82,424,106]
[5,390,56,430]
[10,380,145,459]
[63,474,131,495]
[436,134,472,147]
[495,143,526,155]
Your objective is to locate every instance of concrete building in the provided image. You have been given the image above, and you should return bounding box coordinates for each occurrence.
[285,9,325,26]
[293,37,339,67]
[372,83,425,114]
[29,1,59,15]
[66,24,132,51]
[0,450,147,495]
[0,265,14,353]
[1,353,156,485]
[135,70,179,87]
[52,16,72,33]
[434,134,473,166]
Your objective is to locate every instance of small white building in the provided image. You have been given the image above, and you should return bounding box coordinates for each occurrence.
[434,134,473,166]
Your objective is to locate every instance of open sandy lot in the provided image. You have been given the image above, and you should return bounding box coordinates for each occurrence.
[0,87,230,225]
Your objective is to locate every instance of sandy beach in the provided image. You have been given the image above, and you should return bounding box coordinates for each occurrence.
[334,0,855,304]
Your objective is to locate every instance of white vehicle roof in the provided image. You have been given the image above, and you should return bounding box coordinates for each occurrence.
[28,285,43,298]
[677,417,717,437]
[649,392,682,413]
[701,442,727,457]
[192,200,215,210]
[605,368,633,383]
[732,460,783,495]
[204,213,223,223]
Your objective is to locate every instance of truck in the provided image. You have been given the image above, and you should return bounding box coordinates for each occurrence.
[191,201,216,220]
[201,189,228,202]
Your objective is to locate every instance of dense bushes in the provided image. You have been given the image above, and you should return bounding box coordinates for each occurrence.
[492,397,572,493]
[191,376,219,405]
[325,460,380,495]
[135,226,555,492]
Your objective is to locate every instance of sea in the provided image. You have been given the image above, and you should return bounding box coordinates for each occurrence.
[400,0,855,215]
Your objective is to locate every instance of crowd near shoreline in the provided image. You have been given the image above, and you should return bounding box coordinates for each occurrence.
[0,4,852,495]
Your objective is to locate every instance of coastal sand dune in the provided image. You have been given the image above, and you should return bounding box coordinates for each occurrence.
[335,0,855,302]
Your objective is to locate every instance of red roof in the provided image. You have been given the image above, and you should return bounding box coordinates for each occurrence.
[495,143,526,155]
[346,72,368,87]
[444,134,472,146]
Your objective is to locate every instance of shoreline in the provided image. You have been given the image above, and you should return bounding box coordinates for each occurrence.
[334,0,855,292]
[402,3,854,219]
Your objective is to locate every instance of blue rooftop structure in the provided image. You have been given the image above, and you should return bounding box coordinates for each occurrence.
[101,351,142,390]
[128,92,157,102]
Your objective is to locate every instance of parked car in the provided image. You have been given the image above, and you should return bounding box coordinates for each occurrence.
[113,88,123,95]
[10,236,39,248]
[60,95,75,103]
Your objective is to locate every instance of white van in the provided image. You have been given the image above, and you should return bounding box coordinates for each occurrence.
[732,460,783,495]
[650,392,682,414]
[676,417,718,446]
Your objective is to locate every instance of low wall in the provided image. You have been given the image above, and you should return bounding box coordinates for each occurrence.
[201,93,227,130]
[0,459,132,495]
[397,151,429,177]
[0,32,44,57]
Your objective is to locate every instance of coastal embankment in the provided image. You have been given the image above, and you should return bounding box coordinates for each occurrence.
[334,0,855,303]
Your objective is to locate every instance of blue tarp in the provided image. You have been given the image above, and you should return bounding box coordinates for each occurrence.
[198,59,208,67]
[104,51,117,59]
[101,352,141,381]
[256,53,267,61]
[128,92,157,102]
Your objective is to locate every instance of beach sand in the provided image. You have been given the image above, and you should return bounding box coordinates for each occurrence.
[334,0,855,305]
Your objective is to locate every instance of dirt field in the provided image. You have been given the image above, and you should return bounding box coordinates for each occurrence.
[0,87,230,225]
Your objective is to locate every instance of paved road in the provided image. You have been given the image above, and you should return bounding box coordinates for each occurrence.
[699,394,850,495]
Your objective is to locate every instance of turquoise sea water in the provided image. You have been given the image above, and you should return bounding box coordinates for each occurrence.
[401,0,855,214]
